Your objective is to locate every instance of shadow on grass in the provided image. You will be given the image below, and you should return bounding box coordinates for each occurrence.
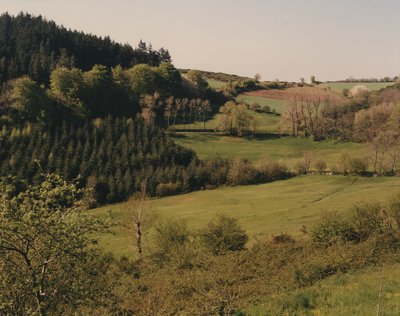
[170,131,288,141]
[170,133,189,139]
[244,132,283,140]
[170,128,216,133]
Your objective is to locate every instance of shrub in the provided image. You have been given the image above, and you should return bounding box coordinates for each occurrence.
[311,212,356,246]
[261,105,271,113]
[256,158,289,181]
[312,203,386,246]
[152,218,190,263]
[249,103,261,111]
[199,214,248,255]
[117,256,140,278]
[350,85,369,97]
[348,202,384,242]
[227,158,257,185]
[314,159,327,174]
[271,233,296,244]
[387,193,400,230]
[294,161,307,175]
[349,157,369,175]
[330,165,340,175]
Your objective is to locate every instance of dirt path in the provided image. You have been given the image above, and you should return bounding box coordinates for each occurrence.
[310,177,359,204]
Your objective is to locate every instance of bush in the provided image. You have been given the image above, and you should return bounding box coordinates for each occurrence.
[312,203,386,246]
[227,158,257,185]
[387,193,400,230]
[349,157,369,175]
[348,203,384,242]
[314,159,327,174]
[261,105,271,113]
[330,165,340,175]
[199,214,248,255]
[256,158,289,181]
[152,218,190,263]
[271,233,296,244]
[117,256,140,278]
[311,212,356,246]
[294,161,307,175]
[249,103,261,111]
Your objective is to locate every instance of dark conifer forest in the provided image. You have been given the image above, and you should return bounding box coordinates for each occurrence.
[0,12,171,85]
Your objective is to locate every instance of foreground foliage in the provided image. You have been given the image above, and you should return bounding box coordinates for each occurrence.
[0,174,109,315]
[2,174,400,315]
[105,202,400,315]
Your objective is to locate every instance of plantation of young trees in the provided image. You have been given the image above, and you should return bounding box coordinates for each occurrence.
[0,118,197,204]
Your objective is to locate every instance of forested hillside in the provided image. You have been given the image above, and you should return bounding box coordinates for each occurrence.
[0,13,224,205]
[0,12,171,84]
[0,118,197,204]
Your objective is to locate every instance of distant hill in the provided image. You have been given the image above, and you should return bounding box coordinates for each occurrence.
[180,69,251,83]
[0,12,171,84]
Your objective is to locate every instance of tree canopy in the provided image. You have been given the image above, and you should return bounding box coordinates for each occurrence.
[0,12,171,85]
[0,174,109,315]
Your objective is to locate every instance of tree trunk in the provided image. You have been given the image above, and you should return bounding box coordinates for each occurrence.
[137,222,142,256]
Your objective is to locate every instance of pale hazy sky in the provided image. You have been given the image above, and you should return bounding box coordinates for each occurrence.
[1,0,399,81]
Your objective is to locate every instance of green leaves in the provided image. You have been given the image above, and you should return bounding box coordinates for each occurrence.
[0,173,109,314]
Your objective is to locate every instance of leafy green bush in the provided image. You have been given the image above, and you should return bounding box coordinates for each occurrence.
[152,218,190,263]
[199,214,248,255]
[312,203,385,246]
[348,202,384,242]
[311,212,357,246]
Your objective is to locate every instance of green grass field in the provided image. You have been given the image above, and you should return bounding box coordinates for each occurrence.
[206,79,228,89]
[173,132,363,165]
[171,110,281,133]
[320,82,394,93]
[91,175,400,257]
[250,264,400,315]
[237,94,288,114]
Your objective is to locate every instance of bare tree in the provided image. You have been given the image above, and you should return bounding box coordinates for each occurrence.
[173,98,182,126]
[181,98,189,129]
[125,184,154,256]
[386,133,400,173]
[164,96,174,128]
[281,87,344,138]
[302,151,314,174]
[338,152,350,175]
[199,100,211,130]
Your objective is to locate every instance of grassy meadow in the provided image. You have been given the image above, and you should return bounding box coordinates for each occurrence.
[91,175,400,257]
[320,82,394,93]
[173,132,364,165]
[237,94,288,114]
[250,264,400,315]
[171,111,281,133]
[206,79,228,89]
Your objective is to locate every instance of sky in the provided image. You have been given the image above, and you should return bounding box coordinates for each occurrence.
[1,0,399,82]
